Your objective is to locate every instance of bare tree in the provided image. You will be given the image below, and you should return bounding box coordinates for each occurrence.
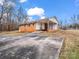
[71,15,78,29]
[0,0,28,31]
[0,0,17,31]
[17,5,28,24]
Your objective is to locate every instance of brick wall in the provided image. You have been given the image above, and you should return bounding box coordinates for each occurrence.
[19,24,36,32]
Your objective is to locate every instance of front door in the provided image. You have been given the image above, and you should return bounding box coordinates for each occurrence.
[44,23,48,31]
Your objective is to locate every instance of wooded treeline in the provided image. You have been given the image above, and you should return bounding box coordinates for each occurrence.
[59,14,79,30]
[0,0,28,31]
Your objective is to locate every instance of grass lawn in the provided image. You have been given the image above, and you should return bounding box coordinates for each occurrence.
[41,30,79,59]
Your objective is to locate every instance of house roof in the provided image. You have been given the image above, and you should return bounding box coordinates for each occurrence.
[37,18,48,23]
[19,21,36,26]
[38,18,58,24]
[49,17,58,24]
[19,17,58,26]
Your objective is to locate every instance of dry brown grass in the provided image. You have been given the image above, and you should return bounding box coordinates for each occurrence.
[0,30,79,59]
[0,31,28,36]
[41,30,79,59]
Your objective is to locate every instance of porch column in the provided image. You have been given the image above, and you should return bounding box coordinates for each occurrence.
[48,21,49,31]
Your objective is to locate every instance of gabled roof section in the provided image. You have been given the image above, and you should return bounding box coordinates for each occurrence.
[38,18,49,23]
[49,17,58,24]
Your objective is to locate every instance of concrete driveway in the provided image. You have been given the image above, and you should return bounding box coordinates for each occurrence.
[0,32,64,59]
